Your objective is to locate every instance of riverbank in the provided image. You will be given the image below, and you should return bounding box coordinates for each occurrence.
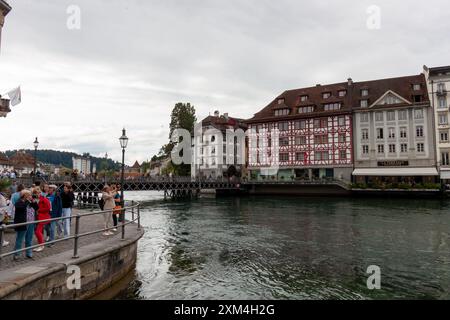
[0,210,144,300]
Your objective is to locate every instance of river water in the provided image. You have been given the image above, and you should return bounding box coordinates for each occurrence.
[115,191,450,300]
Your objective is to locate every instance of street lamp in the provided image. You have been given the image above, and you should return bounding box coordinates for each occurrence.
[33,137,39,181]
[119,128,128,208]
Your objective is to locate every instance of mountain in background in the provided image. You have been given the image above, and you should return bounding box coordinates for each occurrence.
[4,149,120,170]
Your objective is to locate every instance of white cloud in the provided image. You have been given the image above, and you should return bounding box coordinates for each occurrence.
[1,0,449,164]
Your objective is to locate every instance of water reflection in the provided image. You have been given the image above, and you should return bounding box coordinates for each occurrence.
[115,192,450,300]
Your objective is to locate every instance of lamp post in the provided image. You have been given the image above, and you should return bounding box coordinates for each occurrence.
[119,128,128,208]
[33,137,39,182]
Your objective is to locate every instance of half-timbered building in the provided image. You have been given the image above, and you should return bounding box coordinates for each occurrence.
[246,80,354,182]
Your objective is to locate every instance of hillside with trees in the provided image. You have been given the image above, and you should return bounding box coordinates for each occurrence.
[4,149,120,170]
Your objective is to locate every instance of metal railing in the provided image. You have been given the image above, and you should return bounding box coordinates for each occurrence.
[0,200,141,262]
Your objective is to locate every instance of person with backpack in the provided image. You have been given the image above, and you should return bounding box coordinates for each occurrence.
[13,190,39,260]
[47,185,63,245]
[101,185,115,236]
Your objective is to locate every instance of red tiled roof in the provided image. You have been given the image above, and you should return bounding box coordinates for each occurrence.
[247,74,429,123]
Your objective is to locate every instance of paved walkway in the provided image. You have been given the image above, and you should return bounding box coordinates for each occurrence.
[0,209,125,270]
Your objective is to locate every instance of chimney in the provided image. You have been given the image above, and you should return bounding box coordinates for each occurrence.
[214,110,219,117]
[347,78,353,86]
[316,84,321,87]
[224,113,229,120]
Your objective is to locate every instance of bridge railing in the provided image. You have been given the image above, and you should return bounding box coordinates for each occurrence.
[0,200,141,263]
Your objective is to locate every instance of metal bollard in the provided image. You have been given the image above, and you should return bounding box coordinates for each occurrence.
[131,200,135,223]
[121,207,126,240]
[72,215,81,259]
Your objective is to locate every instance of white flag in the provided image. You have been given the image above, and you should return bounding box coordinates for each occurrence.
[7,86,21,106]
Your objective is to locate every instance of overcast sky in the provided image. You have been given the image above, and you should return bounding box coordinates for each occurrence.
[0,0,449,164]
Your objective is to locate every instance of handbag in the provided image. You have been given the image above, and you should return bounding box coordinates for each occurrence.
[113,205,123,215]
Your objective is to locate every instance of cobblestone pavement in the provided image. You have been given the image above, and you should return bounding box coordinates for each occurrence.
[0,209,129,270]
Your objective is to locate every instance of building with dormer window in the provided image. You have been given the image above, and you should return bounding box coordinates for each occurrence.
[352,74,437,184]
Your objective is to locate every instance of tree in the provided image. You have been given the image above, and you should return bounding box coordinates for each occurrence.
[169,102,197,139]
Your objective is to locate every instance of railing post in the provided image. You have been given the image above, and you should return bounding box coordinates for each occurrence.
[72,214,81,259]
[121,206,126,240]
[131,200,135,223]
[0,225,4,262]
[137,204,141,230]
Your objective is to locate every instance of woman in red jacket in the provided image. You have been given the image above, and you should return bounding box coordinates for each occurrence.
[33,187,51,252]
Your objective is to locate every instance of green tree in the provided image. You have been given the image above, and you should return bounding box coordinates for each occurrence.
[169,102,197,139]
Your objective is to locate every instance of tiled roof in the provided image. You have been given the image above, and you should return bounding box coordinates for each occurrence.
[247,74,429,123]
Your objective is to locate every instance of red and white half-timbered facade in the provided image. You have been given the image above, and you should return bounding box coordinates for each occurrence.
[247,80,354,181]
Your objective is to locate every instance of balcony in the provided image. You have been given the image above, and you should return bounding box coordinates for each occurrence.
[437,89,447,97]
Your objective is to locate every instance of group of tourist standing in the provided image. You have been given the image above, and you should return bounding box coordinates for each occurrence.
[0,182,75,260]
[0,181,124,261]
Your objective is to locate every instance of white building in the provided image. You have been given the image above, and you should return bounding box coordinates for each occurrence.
[423,65,450,181]
[72,155,91,174]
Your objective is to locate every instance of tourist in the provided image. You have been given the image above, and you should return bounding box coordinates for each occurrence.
[13,190,39,260]
[40,184,52,241]
[10,184,25,220]
[0,186,10,247]
[112,184,121,232]
[47,185,63,244]
[61,184,75,237]
[34,187,51,252]
[101,185,115,236]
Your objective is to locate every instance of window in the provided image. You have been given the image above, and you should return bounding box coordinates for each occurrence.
[274,109,290,116]
[339,150,347,159]
[413,95,422,103]
[442,152,450,166]
[298,106,314,114]
[439,98,447,109]
[277,98,285,105]
[315,151,329,161]
[314,118,328,128]
[439,114,448,125]
[295,135,307,145]
[362,129,369,140]
[338,90,347,97]
[438,83,446,93]
[257,124,264,133]
[361,89,369,96]
[387,111,396,121]
[400,127,407,138]
[279,137,290,146]
[360,100,368,108]
[417,143,425,153]
[338,134,346,143]
[398,110,407,121]
[324,103,341,111]
[296,152,306,161]
[360,113,369,123]
[375,112,384,122]
[388,127,396,139]
[414,109,424,119]
[338,116,346,126]
[416,126,424,137]
[300,95,308,102]
[377,144,384,154]
[322,92,331,99]
[389,144,396,153]
[441,131,449,142]
[314,134,328,144]
[278,122,289,131]
[413,84,421,91]
[362,145,369,154]
[377,128,384,139]
[401,144,408,153]
[295,120,307,129]
[279,153,289,162]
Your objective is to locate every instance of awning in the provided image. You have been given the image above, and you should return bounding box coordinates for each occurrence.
[440,170,450,179]
[352,167,438,176]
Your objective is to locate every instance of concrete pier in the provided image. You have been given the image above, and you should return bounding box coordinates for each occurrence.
[0,209,144,300]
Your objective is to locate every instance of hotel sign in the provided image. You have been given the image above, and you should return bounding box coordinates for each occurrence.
[377,161,409,167]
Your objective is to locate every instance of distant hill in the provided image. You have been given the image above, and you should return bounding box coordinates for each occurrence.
[4,149,120,170]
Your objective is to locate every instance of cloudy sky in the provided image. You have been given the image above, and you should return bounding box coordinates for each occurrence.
[0,0,449,164]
